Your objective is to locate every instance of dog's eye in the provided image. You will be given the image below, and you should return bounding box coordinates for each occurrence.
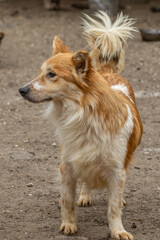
[47,72,56,78]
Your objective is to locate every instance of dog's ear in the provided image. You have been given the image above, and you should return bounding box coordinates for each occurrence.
[73,50,90,80]
[53,36,70,55]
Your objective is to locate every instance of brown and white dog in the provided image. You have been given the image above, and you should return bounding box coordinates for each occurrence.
[19,11,143,240]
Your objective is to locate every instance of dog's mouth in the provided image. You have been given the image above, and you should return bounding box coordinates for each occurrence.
[37,97,53,103]
[19,87,53,103]
[21,95,53,103]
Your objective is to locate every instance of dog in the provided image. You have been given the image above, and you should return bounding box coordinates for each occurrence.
[19,11,143,240]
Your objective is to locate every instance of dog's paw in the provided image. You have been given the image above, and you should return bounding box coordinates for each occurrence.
[111,230,133,240]
[59,223,77,235]
[77,195,92,207]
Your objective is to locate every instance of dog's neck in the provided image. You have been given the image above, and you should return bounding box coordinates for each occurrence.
[49,70,128,138]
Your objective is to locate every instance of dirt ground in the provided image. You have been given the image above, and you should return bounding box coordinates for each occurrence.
[0,0,160,239]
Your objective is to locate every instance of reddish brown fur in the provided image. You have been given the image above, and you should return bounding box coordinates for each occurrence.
[19,35,143,239]
[26,37,143,169]
[51,45,143,168]
[99,72,143,168]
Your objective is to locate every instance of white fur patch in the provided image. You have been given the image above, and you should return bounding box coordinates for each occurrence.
[45,96,134,190]
[33,82,43,91]
[111,83,134,103]
[44,102,54,119]
[107,104,133,169]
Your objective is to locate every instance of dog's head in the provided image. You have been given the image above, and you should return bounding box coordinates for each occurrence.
[19,37,92,103]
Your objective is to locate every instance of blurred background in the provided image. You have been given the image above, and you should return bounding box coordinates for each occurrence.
[0,0,160,240]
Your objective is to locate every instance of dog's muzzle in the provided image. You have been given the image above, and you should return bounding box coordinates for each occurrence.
[19,86,30,97]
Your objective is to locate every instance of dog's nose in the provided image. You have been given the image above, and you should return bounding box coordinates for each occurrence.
[19,86,30,97]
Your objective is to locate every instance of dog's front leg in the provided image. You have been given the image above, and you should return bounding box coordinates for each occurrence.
[59,161,77,235]
[77,182,92,207]
[107,169,133,240]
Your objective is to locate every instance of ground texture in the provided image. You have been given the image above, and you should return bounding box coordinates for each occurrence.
[0,0,160,239]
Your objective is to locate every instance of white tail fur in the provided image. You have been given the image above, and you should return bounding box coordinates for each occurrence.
[82,11,137,73]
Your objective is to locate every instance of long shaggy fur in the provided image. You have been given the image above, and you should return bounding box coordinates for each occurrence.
[82,11,137,73]
[19,14,143,239]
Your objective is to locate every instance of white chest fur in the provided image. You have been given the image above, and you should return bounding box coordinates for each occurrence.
[46,102,133,188]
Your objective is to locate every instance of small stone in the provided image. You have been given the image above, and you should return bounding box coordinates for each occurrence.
[52,142,57,146]
[11,151,35,161]
[134,166,140,170]
[26,183,33,187]
[132,222,137,228]
[131,189,136,192]
[3,210,12,214]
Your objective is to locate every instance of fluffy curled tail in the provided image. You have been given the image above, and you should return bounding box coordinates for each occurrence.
[82,11,137,74]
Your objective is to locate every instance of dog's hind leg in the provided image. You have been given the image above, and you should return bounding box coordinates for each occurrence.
[107,169,133,240]
[77,182,92,207]
[59,162,77,235]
